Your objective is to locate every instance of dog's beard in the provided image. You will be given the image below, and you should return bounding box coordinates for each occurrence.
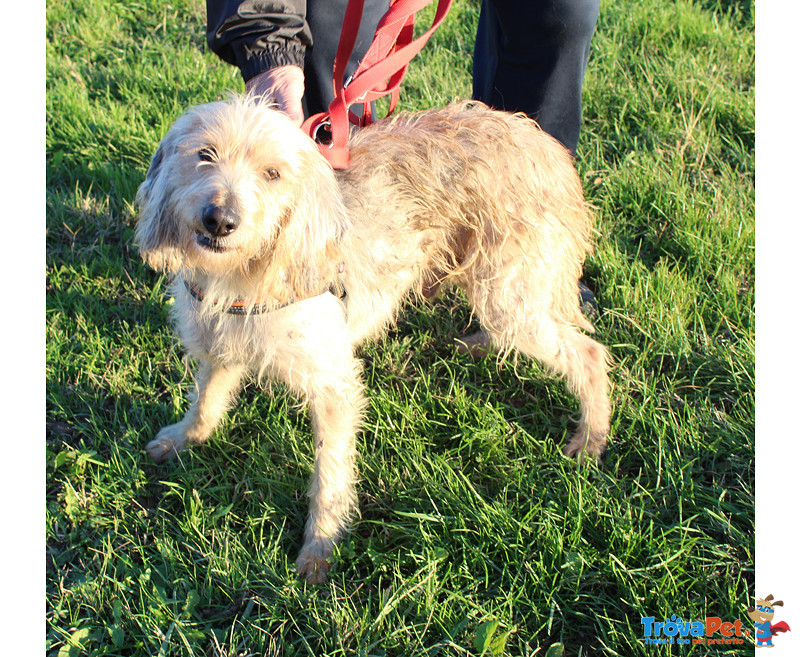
[184,232,261,276]
[178,216,289,300]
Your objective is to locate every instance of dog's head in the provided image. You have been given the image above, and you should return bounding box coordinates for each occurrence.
[135,96,349,301]
[747,595,784,623]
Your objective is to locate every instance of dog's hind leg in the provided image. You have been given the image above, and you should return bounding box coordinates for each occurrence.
[473,286,611,459]
[550,329,611,459]
[295,363,366,584]
[146,360,245,463]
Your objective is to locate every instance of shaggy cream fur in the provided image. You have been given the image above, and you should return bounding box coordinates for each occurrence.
[136,96,611,583]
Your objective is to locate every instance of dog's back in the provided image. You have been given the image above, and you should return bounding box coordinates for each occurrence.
[338,101,596,338]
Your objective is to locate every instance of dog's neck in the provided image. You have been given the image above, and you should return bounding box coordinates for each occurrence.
[179,266,346,316]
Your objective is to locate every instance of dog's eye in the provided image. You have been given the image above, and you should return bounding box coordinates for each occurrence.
[265,168,280,182]
[198,147,216,162]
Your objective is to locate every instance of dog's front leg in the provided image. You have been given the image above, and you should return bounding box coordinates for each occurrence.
[295,373,365,584]
[146,360,245,463]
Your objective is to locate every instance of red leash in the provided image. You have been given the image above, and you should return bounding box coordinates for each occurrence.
[301,0,453,169]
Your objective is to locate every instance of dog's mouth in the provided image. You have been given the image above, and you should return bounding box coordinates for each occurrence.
[195,231,228,253]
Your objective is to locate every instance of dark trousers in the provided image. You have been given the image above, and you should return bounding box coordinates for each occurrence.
[303,0,390,119]
[473,0,599,153]
[305,0,599,152]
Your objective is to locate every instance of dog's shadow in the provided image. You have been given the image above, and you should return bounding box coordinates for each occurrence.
[47,283,585,587]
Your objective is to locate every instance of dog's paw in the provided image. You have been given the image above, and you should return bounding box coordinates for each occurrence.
[146,424,190,464]
[296,540,334,584]
[562,430,607,461]
[296,552,331,584]
[455,329,493,359]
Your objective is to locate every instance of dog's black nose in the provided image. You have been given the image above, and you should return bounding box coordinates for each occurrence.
[201,204,239,237]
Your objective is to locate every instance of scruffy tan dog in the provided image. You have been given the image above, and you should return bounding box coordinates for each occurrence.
[135,95,611,582]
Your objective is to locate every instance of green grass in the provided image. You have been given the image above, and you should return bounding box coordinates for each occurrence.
[46,0,754,654]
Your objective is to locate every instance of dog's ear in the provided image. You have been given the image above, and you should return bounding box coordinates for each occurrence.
[264,148,350,300]
[292,148,350,246]
[134,130,183,271]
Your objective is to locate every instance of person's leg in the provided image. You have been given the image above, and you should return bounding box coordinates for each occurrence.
[473,0,599,153]
[304,0,390,118]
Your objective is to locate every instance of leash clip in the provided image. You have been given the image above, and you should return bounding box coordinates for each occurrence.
[311,119,333,145]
